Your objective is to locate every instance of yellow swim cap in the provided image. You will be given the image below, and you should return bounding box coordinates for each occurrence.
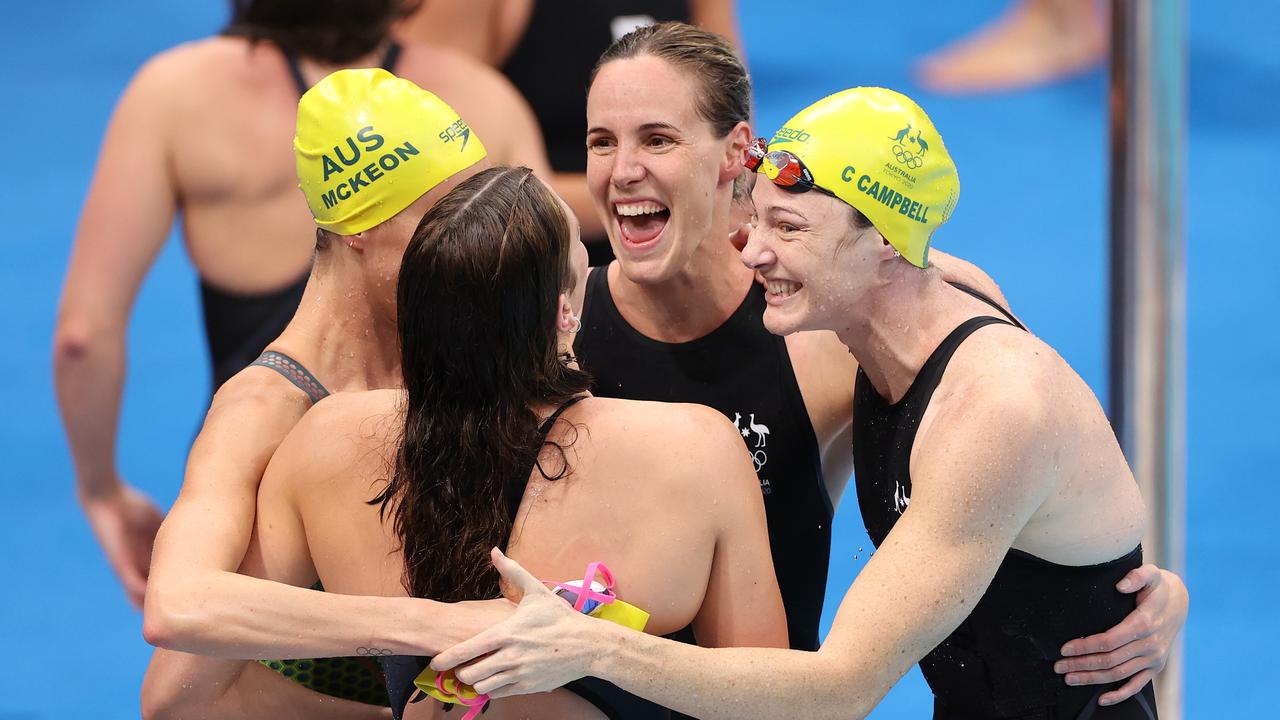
[295,68,487,236]
[767,88,958,268]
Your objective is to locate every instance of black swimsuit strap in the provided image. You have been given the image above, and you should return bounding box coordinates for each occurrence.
[503,396,588,528]
[948,281,1025,330]
[283,41,403,97]
[250,351,330,404]
[282,51,309,96]
[380,41,402,73]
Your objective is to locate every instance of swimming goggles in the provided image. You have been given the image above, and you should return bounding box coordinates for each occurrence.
[743,137,838,199]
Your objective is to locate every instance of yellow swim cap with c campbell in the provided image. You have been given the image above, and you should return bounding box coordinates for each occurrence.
[768,88,959,268]
[295,68,487,236]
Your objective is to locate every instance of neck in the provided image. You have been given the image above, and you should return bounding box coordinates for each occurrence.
[835,268,974,403]
[270,253,401,392]
[609,229,755,343]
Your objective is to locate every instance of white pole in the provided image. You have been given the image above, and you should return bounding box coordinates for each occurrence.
[1108,1,1186,717]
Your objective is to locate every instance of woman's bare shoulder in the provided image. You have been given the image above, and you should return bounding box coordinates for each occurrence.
[270,389,402,483]
[571,398,747,477]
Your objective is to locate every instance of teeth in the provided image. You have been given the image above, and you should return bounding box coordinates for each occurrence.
[768,280,800,297]
[615,201,668,217]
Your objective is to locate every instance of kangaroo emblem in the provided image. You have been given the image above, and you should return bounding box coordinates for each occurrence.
[891,124,912,142]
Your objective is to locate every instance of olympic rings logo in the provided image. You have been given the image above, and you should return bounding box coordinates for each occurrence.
[356,646,393,656]
[893,144,924,169]
[751,450,768,472]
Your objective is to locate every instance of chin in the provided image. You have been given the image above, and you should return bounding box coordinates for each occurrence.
[761,307,806,337]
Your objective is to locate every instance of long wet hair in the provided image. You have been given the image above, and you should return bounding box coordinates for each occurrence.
[373,166,592,602]
[591,22,753,199]
[224,0,420,64]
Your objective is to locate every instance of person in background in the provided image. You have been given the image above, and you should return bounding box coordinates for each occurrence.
[53,0,551,608]
[398,0,743,264]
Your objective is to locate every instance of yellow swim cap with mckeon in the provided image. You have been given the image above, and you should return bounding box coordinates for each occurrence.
[767,88,959,268]
[295,68,487,236]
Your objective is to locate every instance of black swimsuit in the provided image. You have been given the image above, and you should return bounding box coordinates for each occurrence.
[851,285,1158,719]
[198,42,402,392]
[575,268,832,652]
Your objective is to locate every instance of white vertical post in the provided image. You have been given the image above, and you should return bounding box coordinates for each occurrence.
[1108,0,1186,717]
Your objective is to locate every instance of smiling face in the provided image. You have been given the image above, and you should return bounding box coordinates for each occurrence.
[742,179,887,336]
[586,55,743,285]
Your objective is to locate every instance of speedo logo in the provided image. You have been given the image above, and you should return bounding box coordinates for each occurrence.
[769,126,811,144]
[439,118,472,152]
[318,125,420,210]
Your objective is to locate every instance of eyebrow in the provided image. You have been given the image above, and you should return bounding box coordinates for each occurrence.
[765,204,809,222]
[586,121,682,135]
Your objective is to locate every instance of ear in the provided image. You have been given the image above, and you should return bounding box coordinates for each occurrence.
[878,235,902,262]
[555,292,577,333]
[344,232,367,252]
[719,120,753,186]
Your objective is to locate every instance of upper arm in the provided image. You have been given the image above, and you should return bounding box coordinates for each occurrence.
[147,382,306,597]
[60,56,178,329]
[482,71,552,177]
[243,406,349,588]
[690,411,787,649]
[816,387,1053,710]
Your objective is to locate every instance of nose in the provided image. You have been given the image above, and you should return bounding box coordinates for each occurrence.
[610,143,646,188]
[739,222,776,271]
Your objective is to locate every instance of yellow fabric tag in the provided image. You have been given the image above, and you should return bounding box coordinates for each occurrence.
[412,598,650,703]
[590,599,649,631]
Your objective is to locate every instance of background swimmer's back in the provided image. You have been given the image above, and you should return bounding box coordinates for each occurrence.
[250,389,786,644]
[117,36,548,296]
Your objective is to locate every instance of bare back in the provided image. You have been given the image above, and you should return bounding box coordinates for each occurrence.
[252,390,786,716]
[136,37,549,294]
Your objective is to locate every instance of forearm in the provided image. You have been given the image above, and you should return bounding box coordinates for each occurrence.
[145,571,462,658]
[590,622,871,720]
[53,321,125,496]
[144,651,387,720]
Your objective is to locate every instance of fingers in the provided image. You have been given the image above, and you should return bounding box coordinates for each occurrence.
[1061,655,1150,687]
[1116,563,1161,594]
[455,653,518,687]
[491,547,546,596]
[432,630,507,672]
[1097,668,1156,706]
[474,670,519,698]
[1060,610,1152,657]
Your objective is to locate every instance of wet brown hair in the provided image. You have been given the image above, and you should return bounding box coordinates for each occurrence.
[224,0,420,64]
[372,166,591,602]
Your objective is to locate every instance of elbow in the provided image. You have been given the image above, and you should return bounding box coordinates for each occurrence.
[142,584,205,652]
[52,314,117,371]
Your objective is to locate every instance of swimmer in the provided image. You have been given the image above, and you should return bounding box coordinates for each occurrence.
[435,88,1180,718]
[53,0,552,608]
[398,0,745,263]
[568,22,1185,682]
[140,69,497,718]
[245,165,786,719]
[916,0,1107,94]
